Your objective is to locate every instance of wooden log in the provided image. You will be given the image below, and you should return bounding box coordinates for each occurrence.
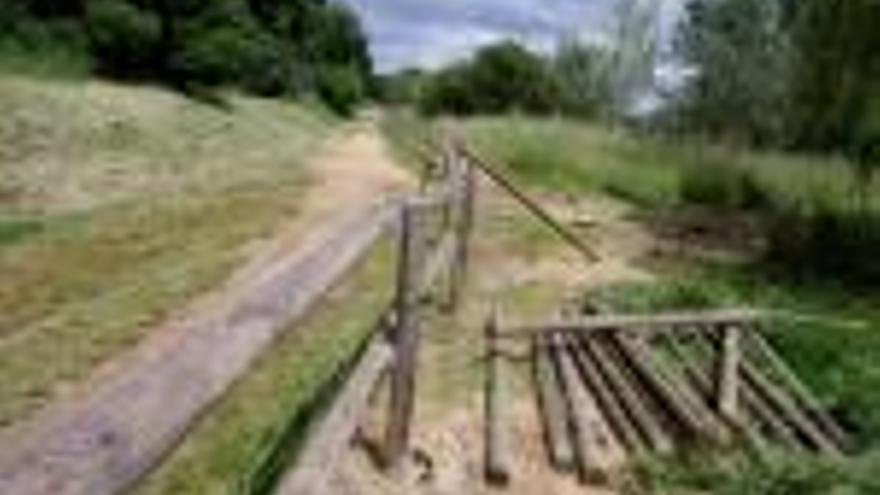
[503,308,765,337]
[662,332,767,453]
[740,356,841,456]
[551,332,626,483]
[586,335,674,454]
[747,328,848,450]
[458,144,600,264]
[609,332,731,445]
[485,310,511,485]
[383,201,426,471]
[716,325,742,420]
[566,334,646,455]
[689,333,803,451]
[277,338,393,495]
[0,202,396,495]
[533,335,578,472]
[448,158,476,310]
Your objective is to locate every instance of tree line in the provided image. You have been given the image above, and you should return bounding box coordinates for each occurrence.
[383,0,879,165]
[0,0,373,114]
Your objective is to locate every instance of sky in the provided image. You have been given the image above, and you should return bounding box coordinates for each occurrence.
[338,0,684,74]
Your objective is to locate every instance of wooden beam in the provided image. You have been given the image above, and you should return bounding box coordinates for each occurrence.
[533,335,578,472]
[747,329,848,450]
[585,335,674,454]
[484,309,511,485]
[458,144,600,264]
[716,325,742,420]
[0,203,395,495]
[277,338,393,495]
[610,332,732,445]
[503,309,766,337]
[566,334,646,454]
[551,333,626,483]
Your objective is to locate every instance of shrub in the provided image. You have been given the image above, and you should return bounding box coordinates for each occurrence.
[316,65,364,116]
[172,24,277,88]
[85,0,160,77]
[680,159,768,210]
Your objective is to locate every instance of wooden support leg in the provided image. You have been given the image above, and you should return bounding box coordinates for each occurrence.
[716,325,742,420]
[448,159,475,311]
[384,202,425,472]
[485,309,511,484]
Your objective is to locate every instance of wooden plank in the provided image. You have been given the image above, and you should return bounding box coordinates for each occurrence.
[716,325,742,419]
[566,334,646,454]
[585,335,674,454]
[740,357,842,456]
[689,333,803,451]
[0,203,396,495]
[484,310,511,485]
[277,338,393,495]
[747,328,848,450]
[504,309,765,337]
[533,335,578,472]
[551,333,626,483]
[458,144,600,264]
[610,332,731,445]
[448,159,476,310]
[662,332,767,453]
[383,202,426,471]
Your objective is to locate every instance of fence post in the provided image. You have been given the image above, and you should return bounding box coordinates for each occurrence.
[447,149,475,311]
[384,200,424,472]
[716,324,741,420]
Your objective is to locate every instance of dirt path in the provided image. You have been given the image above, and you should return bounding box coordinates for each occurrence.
[329,170,658,494]
[0,120,413,495]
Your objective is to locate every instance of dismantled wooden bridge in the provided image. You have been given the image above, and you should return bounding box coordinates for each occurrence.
[485,307,849,486]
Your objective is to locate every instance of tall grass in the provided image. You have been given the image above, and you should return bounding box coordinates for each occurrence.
[463,117,880,284]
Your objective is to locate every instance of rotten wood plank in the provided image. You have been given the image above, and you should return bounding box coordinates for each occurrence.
[277,338,393,495]
[533,335,578,472]
[0,203,397,495]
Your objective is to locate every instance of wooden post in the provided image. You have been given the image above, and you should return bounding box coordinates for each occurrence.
[716,325,741,420]
[448,157,475,311]
[533,334,578,472]
[485,308,510,485]
[384,201,424,471]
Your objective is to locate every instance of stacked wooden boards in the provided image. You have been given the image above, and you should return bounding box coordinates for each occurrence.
[485,308,848,486]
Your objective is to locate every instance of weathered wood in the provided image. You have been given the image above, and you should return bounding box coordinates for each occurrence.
[383,202,426,471]
[484,309,511,485]
[662,332,767,452]
[504,309,765,337]
[0,203,396,495]
[566,334,645,454]
[551,332,626,483]
[585,336,674,454]
[747,328,848,450]
[277,338,393,495]
[740,356,841,456]
[689,333,803,451]
[716,325,742,420]
[448,159,476,310]
[533,335,578,472]
[610,332,731,445]
[458,144,600,264]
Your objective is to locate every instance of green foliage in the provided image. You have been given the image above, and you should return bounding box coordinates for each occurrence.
[0,0,373,113]
[680,156,769,210]
[419,41,560,116]
[315,64,364,116]
[86,0,160,77]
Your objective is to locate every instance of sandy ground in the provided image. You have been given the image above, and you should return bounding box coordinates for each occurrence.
[324,158,659,495]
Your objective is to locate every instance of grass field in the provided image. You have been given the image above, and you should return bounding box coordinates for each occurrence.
[450,115,880,494]
[0,76,336,425]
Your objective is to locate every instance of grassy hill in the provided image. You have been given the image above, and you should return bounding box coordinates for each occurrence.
[0,76,337,425]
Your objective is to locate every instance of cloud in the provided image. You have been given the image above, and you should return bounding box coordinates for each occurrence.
[338,0,621,73]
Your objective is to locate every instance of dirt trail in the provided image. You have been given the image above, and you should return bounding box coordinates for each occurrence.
[0,120,413,495]
[329,167,658,494]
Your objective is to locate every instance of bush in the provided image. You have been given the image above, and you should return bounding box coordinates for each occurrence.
[316,65,364,116]
[172,24,278,88]
[680,159,769,210]
[85,0,160,77]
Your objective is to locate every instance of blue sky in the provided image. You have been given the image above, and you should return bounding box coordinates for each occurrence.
[338,0,684,73]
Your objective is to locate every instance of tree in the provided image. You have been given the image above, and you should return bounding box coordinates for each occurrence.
[674,0,791,146]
